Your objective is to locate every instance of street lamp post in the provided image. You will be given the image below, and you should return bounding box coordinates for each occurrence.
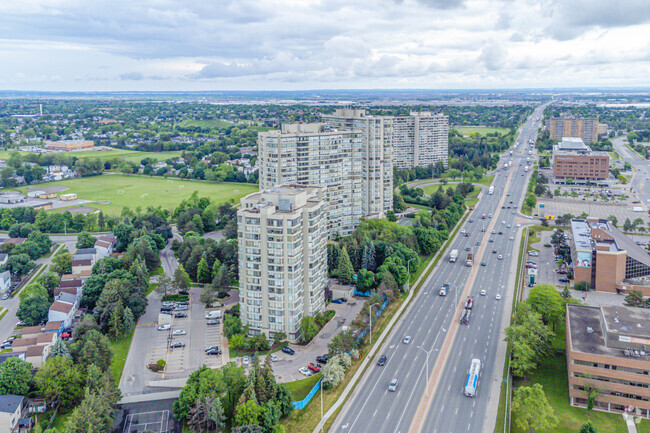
[417,345,433,395]
[406,258,415,291]
[369,302,380,344]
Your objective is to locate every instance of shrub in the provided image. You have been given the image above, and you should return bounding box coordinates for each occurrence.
[157,359,166,368]
[543,244,552,248]
[148,363,164,372]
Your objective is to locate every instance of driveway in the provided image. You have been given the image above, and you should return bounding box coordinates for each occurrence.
[272,299,364,383]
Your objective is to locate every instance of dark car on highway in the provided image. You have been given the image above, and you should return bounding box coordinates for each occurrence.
[282,346,295,355]
[377,355,387,366]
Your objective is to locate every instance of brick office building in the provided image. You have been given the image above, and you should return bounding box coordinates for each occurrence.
[552,138,609,182]
[571,219,650,296]
[567,303,650,417]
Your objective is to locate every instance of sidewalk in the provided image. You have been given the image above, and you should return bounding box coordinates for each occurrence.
[624,413,638,433]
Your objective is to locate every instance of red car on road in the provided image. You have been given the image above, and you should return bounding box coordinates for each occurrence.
[308,363,321,373]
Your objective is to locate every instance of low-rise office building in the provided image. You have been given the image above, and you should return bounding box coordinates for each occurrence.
[571,219,650,295]
[567,303,650,417]
[237,185,327,341]
[553,138,609,181]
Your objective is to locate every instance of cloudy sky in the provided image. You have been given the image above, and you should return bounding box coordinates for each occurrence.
[1,0,649,91]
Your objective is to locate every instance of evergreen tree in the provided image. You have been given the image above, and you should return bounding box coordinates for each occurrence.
[48,338,72,359]
[337,246,355,285]
[361,241,377,271]
[212,258,221,281]
[122,307,135,334]
[197,257,211,284]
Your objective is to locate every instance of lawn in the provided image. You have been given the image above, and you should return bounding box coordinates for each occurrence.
[285,374,322,401]
[422,184,482,198]
[110,330,135,383]
[0,149,184,165]
[512,353,628,433]
[456,126,510,136]
[14,174,258,216]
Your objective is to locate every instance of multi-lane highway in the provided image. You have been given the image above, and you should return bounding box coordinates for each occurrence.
[331,105,546,433]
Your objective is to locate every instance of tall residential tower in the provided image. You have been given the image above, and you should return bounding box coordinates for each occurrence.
[237,185,327,341]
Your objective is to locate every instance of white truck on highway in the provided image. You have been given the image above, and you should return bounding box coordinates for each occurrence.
[488,185,495,195]
[449,249,458,263]
[525,165,529,172]
[439,284,449,296]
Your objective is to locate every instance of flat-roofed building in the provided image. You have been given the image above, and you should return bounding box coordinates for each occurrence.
[553,138,609,181]
[389,111,449,170]
[567,303,650,417]
[237,185,327,341]
[571,219,650,295]
[547,117,599,143]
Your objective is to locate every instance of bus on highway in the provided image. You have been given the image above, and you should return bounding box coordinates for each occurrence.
[464,358,482,397]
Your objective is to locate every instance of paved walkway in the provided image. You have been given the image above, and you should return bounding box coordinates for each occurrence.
[624,413,638,433]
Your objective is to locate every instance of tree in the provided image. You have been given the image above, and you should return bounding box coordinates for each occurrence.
[512,384,558,433]
[35,356,85,408]
[527,284,565,330]
[337,247,355,285]
[70,329,113,372]
[212,264,233,292]
[386,210,397,222]
[322,357,346,388]
[76,232,96,249]
[188,397,226,433]
[624,289,645,308]
[48,338,72,360]
[299,316,320,344]
[0,357,33,395]
[232,426,264,433]
[607,215,618,227]
[623,218,632,232]
[211,258,222,281]
[360,242,376,271]
[197,258,211,284]
[233,400,263,427]
[37,271,60,298]
[65,385,116,433]
[52,250,73,275]
[510,340,536,380]
[580,421,597,433]
[155,275,173,297]
[5,253,35,276]
[17,294,50,326]
[355,269,375,292]
[173,265,191,292]
[583,383,602,413]
[18,282,48,302]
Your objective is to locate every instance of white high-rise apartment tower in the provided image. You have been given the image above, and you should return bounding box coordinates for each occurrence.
[324,108,448,171]
[237,185,327,341]
[258,123,383,238]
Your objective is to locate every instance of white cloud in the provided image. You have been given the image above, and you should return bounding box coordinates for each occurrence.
[0,0,648,90]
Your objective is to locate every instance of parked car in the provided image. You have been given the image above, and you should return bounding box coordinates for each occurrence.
[206,348,222,355]
[299,367,312,377]
[205,345,219,352]
[331,298,344,304]
[242,356,249,366]
[308,363,321,373]
[0,342,12,349]
[316,355,329,364]
[1,293,9,300]
[282,346,295,355]
[172,329,186,336]
[271,353,278,362]
[388,379,398,392]
[206,319,220,325]
[158,324,171,331]
[377,355,387,366]
[174,312,187,318]
[559,278,570,283]
[170,342,185,348]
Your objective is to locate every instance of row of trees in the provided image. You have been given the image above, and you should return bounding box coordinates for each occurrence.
[0,228,52,277]
[173,358,293,433]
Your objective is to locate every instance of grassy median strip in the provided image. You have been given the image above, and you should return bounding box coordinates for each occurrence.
[0,307,7,322]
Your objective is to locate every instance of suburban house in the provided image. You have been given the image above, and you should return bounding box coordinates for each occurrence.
[0,395,27,433]
[43,321,64,337]
[94,235,116,259]
[71,259,92,274]
[0,271,11,294]
[61,270,92,281]
[9,338,37,353]
[54,292,80,311]
[0,254,7,266]
[24,345,48,368]
[48,301,75,327]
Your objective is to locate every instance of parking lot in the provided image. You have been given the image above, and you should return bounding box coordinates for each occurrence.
[540,198,646,225]
[270,300,364,383]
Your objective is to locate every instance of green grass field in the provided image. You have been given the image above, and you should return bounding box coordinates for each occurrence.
[285,374,322,401]
[14,174,258,216]
[456,126,509,136]
[109,330,135,383]
[0,149,183,165]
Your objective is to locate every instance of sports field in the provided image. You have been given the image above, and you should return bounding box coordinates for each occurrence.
[0,149,183,164]
[456,126,510,136]
[16,175,258,216]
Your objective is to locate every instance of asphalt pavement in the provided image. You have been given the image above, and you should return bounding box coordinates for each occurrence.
[330,105,547,433]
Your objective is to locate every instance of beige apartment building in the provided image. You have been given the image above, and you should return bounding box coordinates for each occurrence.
[258,122,380,237]
[237,185,327,341]
[567,304,650,418]
[553,138,609,181]
[547,116,599,143]
[389,111,449,170]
